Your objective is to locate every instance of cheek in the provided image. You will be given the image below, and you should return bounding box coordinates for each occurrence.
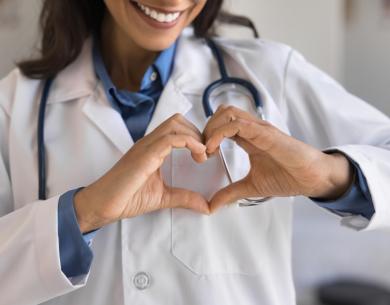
[192,0,207,15]
[104,0,129,25]
[184,0,207,25]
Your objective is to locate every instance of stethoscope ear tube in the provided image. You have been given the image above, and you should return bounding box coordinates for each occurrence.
[203,38,263,118]
[202,76,263,118]
[38,78,53,200]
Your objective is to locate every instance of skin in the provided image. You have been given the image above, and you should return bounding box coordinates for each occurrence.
[74,0,354,232]
[203,105,354,213]
[100,0,206,91]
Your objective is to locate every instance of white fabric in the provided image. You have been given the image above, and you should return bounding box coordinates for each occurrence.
[0,31,389,305]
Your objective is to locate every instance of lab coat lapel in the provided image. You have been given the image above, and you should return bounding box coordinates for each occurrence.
[82,86,133,154]
[144,79,192,135]
[145,32,216,134]
[50,33,214,154]
[48,38,133,155]
[81,66,195,154]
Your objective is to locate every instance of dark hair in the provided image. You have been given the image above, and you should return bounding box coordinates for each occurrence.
[18,0,257,80]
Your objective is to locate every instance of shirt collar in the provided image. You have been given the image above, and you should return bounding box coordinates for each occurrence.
[152,42,177,86]
[46,29,216,105]
[92,36,177,95]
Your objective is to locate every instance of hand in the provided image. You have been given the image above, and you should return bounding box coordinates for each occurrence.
[74,114,210,233]
[203,105,354,212]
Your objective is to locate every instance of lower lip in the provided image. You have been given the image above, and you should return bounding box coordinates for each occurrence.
[130,1,182,30]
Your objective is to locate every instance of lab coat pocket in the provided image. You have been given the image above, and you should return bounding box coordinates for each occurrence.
[170,143,272,276]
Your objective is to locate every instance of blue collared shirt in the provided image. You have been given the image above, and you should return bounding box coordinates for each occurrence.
[57,39,375,279]
[92,36,176,118]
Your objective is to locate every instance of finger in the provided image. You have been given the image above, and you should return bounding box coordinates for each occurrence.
[177,117,204,143]
[206,118,275,154]
[163,187,210,215]
[234,137,259,154]
[175,119,207,163]
[209,179,252,213]
[204,105,262,142]
[152,134,207,164]
[168,120,206,163]
[139,135,207,177]
[146,114,201,141]
[144,114,206,162]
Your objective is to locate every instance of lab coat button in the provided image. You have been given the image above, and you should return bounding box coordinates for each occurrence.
[150,71,157,82]
[133,272,151,290]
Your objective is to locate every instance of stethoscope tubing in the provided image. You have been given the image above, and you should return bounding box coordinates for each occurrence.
[38,77,53,200]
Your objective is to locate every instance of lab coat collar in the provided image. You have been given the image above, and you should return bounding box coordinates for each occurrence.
[46,30,218,105]
[45,32,208,153]
[47,38,97,104]
[44,31,243,153]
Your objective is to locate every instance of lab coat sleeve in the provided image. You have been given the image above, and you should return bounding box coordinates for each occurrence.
[0,99,89,304]
[310,160,375,220]
[282,49,390,232]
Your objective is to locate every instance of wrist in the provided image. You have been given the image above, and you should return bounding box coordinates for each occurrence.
[74,187,108,233]
[309,152,355,200]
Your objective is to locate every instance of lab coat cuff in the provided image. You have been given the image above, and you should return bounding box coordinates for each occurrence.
[321,145,390,232]
[33,195,88,296]
[58,188,94,280]
[310,150,375,220]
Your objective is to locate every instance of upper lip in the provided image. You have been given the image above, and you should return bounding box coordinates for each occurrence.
[131,1,186,14]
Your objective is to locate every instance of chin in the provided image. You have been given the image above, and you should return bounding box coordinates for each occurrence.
[133,33,179,51]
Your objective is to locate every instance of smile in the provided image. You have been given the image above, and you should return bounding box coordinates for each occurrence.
[132,1,182,23]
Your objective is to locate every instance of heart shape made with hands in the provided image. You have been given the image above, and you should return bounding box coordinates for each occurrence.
[170,139,249,203]
[166,101,340,212]
[164,104,342,213]
[165,106,262,212]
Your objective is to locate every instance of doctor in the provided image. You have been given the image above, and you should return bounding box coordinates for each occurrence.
[0,0,390,304]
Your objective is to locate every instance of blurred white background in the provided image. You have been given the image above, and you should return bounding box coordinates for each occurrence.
[1,1,390,304]
[227,1,390,304]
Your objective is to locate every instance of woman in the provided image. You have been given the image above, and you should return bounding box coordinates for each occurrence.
[0,0,389,304]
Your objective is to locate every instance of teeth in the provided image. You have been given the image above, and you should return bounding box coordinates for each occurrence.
[136,2,180,23]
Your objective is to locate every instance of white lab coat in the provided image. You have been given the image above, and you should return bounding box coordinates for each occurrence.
[1,30,390,305]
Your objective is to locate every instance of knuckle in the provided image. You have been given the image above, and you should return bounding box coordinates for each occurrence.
[226,105,236,112]
[168,121,179,133]
[247,121,257,128]
[181,134,192,143]
[166,113,180,126]
[223,106,237,121]
[161,134,173,144]
[172,113,184,122]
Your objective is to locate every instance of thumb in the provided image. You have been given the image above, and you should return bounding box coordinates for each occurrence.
[209,179,251,213]
[162,187,210,215]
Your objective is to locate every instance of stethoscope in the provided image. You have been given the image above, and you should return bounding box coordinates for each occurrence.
[38,38,271,205]
[203,38,270,206]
